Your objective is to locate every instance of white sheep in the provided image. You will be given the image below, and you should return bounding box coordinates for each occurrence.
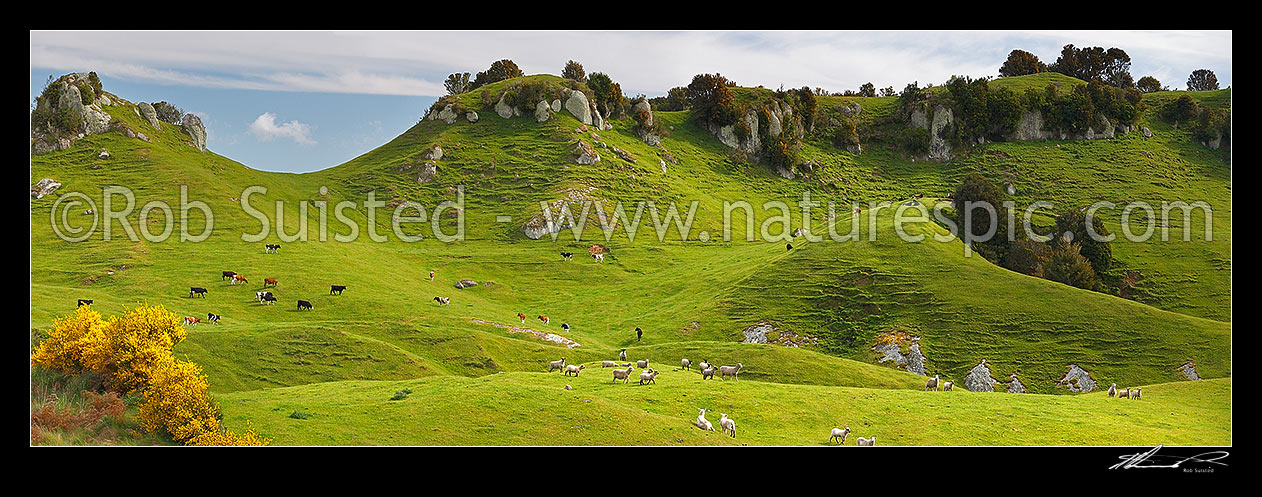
[1131,387,1142,400]
[564,364,586,377]
[701,367,717,380]
[720,363,743,380]
[1117,388,1130,399]
[699,360,712,371]
[830,427,851,444]
[612,366,636,383]
[925,374,939,391]
[548,358,567,373]
[601,360,619,368]
[697,408,715,431]
[856,436,876,446]
[619,349,627,361]
[1108,383,1118,397]
[719,413,736,438]
[637,359,649,369]
[681,358,691,371]
[639,368,658,385]
[942,380,953,391]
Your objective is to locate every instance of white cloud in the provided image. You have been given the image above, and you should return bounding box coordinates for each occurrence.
[248,112,316,145]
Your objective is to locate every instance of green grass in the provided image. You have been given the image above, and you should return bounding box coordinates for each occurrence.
[30,72,1231,445]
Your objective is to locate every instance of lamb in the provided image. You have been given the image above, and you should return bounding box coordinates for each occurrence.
[699,360,712,371]
[925,374,940,391]
[548,358,567,373]
[601,360,619,368]
[619,349,627,361]
[639,368,658,385]
[830,427,851,444]
[681,358,691,371]
[1117,388,1130,399]
[856,437,876,446]
[612,366,636,383]
[637,359,649,369]
[1107,383,1118,397]
[720,363,743,380]
[696,408,715,431]
[564,364,586,377]
[719,413,736,438]
[942,380,954,391]
[1131,387,1142,400]
[701,367,717,380]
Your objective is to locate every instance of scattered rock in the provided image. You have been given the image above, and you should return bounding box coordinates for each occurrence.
[550,99,561,113]
[632,100,653,127]
[572,140,600,165]
[466,111,479,123]
[471,318,582,348]
[872,332,927,376]
[31,178,62,199]
[964,359,998,392]
[454,279,478,289]
[1004,182,1016,195]
[659,159,667,173]
[98,149,110,159]
[435,104,459,124]
[180,113,207,152]
[535,100,553,123]
[1056,364,1098,392]
[423,145,444,161]
[1007,373,1026,393]
[138,102,160,127]
[564,91,593,125]
[519,186,596,239]
[1179,361,1201,380]
[741,322,773,344]
[1141,126,1153,138]
[610,146,637,164]
[416,162,438,184]
[495,94,514,119]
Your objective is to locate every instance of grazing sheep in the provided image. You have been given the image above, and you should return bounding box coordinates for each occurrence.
[699,360,712,371]
[1131,387,1142,400]
[701,367,717,380]
[564,364,586,377]
[943,381,954,391]
[697,408,715,431]
[1117,388,1130,399]
[681,358,691,371]
[602,360,619,368]
[637,359,649,369]
[856,437,876,446]
[639,368,658,385]
[1107,383,1118,397]
[619,362,632,367]
[619,349,627,361]
[719,413,736,438]
[612,366,636,384]
[548,358,567,373]
[720,363,743,380]
[830,427,851,444]
[563,384,572,390]
[925,374,940,391]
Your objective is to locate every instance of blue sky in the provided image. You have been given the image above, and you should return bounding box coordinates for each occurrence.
[31,30,1231,173]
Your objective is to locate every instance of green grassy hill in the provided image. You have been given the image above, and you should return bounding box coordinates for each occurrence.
[30,72,1231,445]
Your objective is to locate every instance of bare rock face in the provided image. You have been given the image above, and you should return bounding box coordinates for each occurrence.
[455,279,478,289]
[572,140,600,165]
[423,144,443,161]
[1056,364,1098,392]
[466,111,479,123]
[564,91,593,125]
[520,186,596,239]
[416,162,438,184]
[1007,373,1026,393]
[180,113,207,152]
[741,322,773,344]
[632,100,653,127]
[872,332,928,376]
[910,104,929,130]
[436,104,459,124]
[535,100,553,123]
[31,178,62,199]
[138,102,161,128]
[495,94,515,119]
[550,99,561,112]
[964,359,998,392]
[928,105,953,161]
[1179,361,1202,380]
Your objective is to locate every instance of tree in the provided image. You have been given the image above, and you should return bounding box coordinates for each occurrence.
[586,72,626,119]
[1136,76,1163,94]
[1187,69,1219,91]
[953,173,1005,243]
[444,72,470,95]
[1043,243,1098,290]
[151,101,184,124]
[1050,44,1132,87]
[685,73,741,126]
[858,82,876,97]
[562,60,586,82]
[793,86,817,131]
[1052,208,1112,275]
[879,86,896,97]
[470,59,524,90]
[998,49,1047,77]
[898,82,924,108]
[1003,238,1053,277]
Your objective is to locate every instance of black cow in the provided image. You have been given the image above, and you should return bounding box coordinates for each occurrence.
[330,285,346,295]
[207,312,220,324]
[261,294,277,305]
[77,299,93,307]
[265,244,281,253]
[297,300,313,310]
[222,271,236,280]
[560,252,574,261]
[786,243,793,251]
[190,287,208,298]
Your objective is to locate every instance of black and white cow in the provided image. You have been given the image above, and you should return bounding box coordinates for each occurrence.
[207,312,220,324]
[265,244,281,253]
[330,285,346,295]
[222,271,236,280]
[190,287,208,298]
[297,300,313,310]
[434,296,450,306]
[560,252,574,261]
[256,291,273,303]
[261,294,277,305]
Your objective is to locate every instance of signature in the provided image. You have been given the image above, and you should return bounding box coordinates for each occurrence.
[1110,445,1230,470]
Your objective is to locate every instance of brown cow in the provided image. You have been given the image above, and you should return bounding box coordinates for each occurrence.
[231,274,248,285]
[264,278,278,287]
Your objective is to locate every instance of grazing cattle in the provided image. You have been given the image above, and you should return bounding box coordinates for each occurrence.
[263,278,278,287]
[561,323,570,332]
[221,271,236,280]
[517,313,527,324]
[592,252,605,263]
[429,270,435,282]
[256,291,273,303]
[560,252,574,261]
[231,274,248,285]
[190,287,208,298]
[261,294,277,305]
[183,316,201,326]
[265,244,281,253]
[538,315,549,325]
[77,299,93,307]
[330,285,346,295]
[297,300,313,311]
[914,193,924,199]
[434,296,450,306]
[786,243,793,251]
[207,312,220,324]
